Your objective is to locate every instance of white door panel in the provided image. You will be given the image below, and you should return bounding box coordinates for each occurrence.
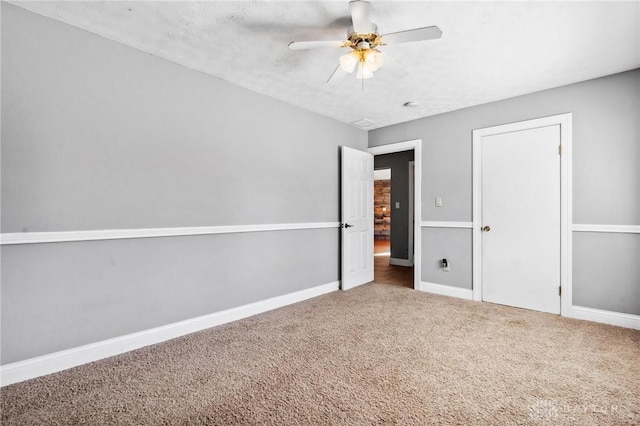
[341,147,374,290]
[481,125,561,314]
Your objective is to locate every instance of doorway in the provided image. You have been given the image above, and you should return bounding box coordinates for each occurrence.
[369,140,422,290]
[373,168,391,255]
[373,167,412,287]
[472,114,572,315]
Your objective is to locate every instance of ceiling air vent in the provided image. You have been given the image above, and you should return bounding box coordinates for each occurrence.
[350,118,375,128]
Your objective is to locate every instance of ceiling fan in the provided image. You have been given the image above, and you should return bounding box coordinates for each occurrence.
[288,0,442,84]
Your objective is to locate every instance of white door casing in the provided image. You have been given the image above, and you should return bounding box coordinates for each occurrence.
[408,161,415,266]
[473,114,572,315]
[341,146,374,290]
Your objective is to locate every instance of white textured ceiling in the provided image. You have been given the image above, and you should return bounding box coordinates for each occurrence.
[9,1,640,130]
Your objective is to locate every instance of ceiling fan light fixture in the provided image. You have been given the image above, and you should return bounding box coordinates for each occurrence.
[356,61,374,79]
[339,51,360,73]
[364,49,383,72]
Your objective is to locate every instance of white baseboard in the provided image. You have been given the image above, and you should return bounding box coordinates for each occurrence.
[0,281,340,387]
[389,257,413,267]
[567,305,640,330]
[420,281,473,300]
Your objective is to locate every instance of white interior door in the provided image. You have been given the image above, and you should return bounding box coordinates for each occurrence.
[481,125,561,314]
[341,146,374,290]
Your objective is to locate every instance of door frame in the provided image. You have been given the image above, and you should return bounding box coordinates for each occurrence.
[408,161,415,266]
[472,113,572,316]
[368,139,422,290]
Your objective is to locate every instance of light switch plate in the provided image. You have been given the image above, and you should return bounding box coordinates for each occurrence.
[395,202,400,209]
[435,197,443,207]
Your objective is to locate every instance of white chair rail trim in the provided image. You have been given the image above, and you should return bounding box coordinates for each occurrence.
[0,222,341,245]
[572,224,640,234]
[419,222,639,232]
[421,221,473,229]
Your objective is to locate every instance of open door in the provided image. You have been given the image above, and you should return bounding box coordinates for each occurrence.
[341,146,374,290]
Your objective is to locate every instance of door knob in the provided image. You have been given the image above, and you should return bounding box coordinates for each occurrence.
[482,225,491,232]
[343,223,354,228]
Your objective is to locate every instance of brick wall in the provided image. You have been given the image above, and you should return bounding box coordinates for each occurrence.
[374,179,391,240]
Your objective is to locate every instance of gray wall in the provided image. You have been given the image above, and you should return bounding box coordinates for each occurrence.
[572,232,640,315]
[2,230,338,363]
[1,4,367,364]
[370,69,640,314]
[374,150,414,260]
[421,228,472,289]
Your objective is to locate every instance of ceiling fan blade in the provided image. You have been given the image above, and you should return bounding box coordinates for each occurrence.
[349,0,373,34]
[288,40,345,50]
[327,65,349,85]
[382,26,442,45]
[380,53,409,79]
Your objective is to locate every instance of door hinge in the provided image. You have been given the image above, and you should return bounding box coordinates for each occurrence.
[558,145,562,156]
[559,286,562,296]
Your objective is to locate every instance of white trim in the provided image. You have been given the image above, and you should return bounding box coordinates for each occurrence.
[0,222,340,246]
[389,257,412,267]
[472,113,573,317]
[472,126,482,302]
[567,306,640,330]
[408,161,415,265]
[419,281,474,300]
[562,115,573,317]
[421,221,473,229]
[572,224,640,234]
[0,281,340,387]
[368,139,422,291]
[368,140,417,155]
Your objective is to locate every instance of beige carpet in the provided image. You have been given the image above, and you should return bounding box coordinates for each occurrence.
[2,284,639,425]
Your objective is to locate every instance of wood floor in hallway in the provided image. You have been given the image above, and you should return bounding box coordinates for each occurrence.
[373,239,413,288]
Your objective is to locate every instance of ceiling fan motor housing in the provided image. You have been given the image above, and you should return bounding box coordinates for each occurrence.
[346,24,383,51]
